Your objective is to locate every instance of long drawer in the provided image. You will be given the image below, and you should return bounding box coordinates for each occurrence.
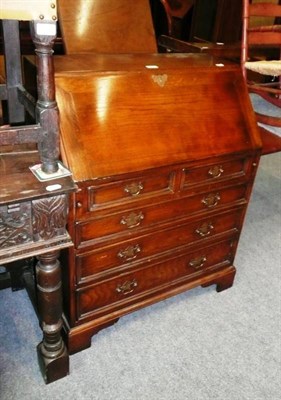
[76,239,235,321]
[76,208,243,284]
[76,184,248,247]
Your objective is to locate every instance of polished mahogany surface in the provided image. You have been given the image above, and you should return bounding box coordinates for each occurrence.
[58,0,157,54]
[53,52,262,354]
[55,53,261,181]
[53,52,234,74]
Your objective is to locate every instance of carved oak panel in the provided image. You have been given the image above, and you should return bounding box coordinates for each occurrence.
[0,194,68,251]
[32,194,68,241]
[0,202,32,248]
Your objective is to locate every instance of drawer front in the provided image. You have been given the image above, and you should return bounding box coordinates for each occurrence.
[76,184,248,246]
[88,171,176,210]
[76,208,243,283]
[76,239,235,320]
[181,158,251,189]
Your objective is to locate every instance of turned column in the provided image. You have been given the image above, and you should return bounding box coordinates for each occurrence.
[30,20,60,174]
[36,251,68,383]
[32,194,69,383]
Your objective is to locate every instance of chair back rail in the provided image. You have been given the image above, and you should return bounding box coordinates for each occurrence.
[241,0,281,155]
[58,0,157,54]
[0,11,60,173]
[242,1,281,77]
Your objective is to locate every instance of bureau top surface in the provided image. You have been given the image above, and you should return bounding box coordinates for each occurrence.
[53,53,236,75]
[55,53,261,182]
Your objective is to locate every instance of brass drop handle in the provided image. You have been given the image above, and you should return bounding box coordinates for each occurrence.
[189,256,207,270]
[120,212,144,229]
[124,182,144,196]
[116,279,138,295]
[118,244,141,262]
[208,165,224,178]
[195,222,214,237]
[202,192,221,208]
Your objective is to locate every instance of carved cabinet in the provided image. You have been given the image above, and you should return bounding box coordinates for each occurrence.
[0,175,70,262]
[53,53,261,354]
[0,12,76,383]
[0,152,76,382]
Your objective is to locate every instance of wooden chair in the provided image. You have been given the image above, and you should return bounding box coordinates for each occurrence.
[157,0,242,59]
[57,0,157,54]
[0,1,75,383]
[241,0,281,154]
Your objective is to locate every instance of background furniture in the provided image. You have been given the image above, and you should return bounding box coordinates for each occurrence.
[152,0,243,45]
[159,0,195,38]
[241,0,281,154]
[57,0,157,54]
[190,0,243,43]
[0,1,75,383]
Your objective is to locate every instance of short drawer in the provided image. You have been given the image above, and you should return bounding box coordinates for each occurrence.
[76,208,243,283]
[181,158,251,189]
[76,184,248,246]
[76,239,235,320]
[87,171,176,210]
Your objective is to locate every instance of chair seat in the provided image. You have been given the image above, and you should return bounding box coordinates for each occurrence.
[245,60,281,76]
[250,93,281,136]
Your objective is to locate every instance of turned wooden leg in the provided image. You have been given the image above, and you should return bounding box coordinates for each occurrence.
[35,251,69,384]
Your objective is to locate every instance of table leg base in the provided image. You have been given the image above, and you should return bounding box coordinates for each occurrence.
[37,342,69,384]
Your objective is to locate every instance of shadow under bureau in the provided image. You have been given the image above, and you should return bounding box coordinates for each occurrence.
[53,53,261,354]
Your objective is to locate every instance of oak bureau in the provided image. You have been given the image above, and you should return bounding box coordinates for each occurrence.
[52,53,261,354]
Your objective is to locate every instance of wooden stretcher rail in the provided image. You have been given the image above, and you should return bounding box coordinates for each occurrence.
[0,124,41,145]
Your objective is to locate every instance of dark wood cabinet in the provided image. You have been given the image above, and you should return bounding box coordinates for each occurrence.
[190,0,243,43]
[150,0,243,44]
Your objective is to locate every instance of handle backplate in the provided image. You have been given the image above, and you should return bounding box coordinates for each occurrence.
[116,279,138,295]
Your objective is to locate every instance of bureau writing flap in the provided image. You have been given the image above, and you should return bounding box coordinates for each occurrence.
[55,54,261,181]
